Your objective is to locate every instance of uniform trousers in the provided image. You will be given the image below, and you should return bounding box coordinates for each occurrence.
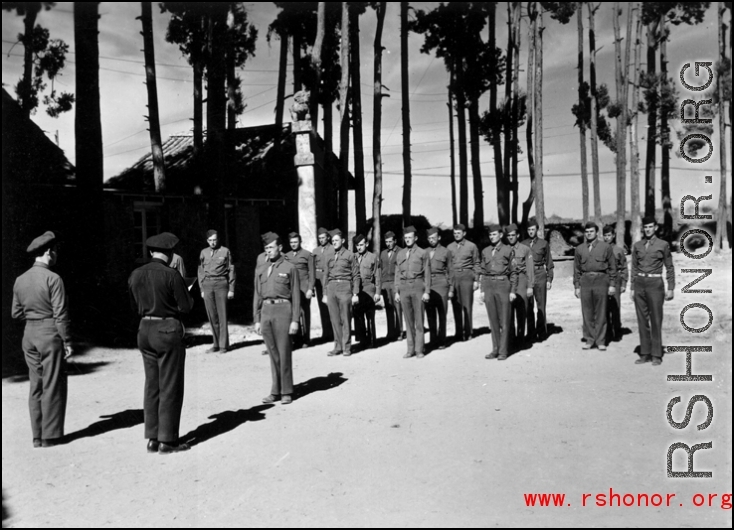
[202,277,229,350]
[327,281,353,353]
[483,277,512,356]
[528,269,548,339]
[381,281,403,340]
[314,278,333,342]
[295,290,311,347]
[606,278,624,342]
[22,319,67,440]
[354,285,377,346]
[451,270,475,340]
[138,318,186,443]
[633,277,665,359]
[426,276,449,347]
[401,279,426,355]
[579,272,609,347]
[509,273,530,348]
[261,303,294,395]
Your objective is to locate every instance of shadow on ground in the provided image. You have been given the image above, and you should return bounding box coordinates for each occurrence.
[59,409,145,445]
[5,361,112,384]
[2,488,8,527]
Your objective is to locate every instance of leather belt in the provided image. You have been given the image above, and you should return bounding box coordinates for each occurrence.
[484,275,507,280]
[637,273,662,278]
[331,279,350,283]
[263,299,290,304]
[143,315,176,320]
[583,271,605,275]
[316,268,324,272]
[26,318,56,323]
[534,264,545,269]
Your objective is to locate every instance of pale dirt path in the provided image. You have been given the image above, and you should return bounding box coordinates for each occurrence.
[2,253,731,528]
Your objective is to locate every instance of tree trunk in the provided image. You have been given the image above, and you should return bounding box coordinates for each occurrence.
[715,1,729,250]
[310,2,326,134]
[192,19,203,157]
[372,2,387,254]
[400,1,412,228]
[469,98,484,235]
[456,61,469,227]
[20,7,38,115]
[141,2,166,192]
[489,3,505,226]
[643,22,658,218]
[293,30,301,93]
[448,63,457,226]
[521,6,536,227]
[350,7,366,233]
[629,2,643,245]
[589,3,601,224]
[659,15,672,242]
[502,2,514,226]
[577,2,589,224]
[511,5,521,226]
[338,1,350,236]
[534,7,545,236]
[207,6,228,230]
[226,43,237,131]
[613,2,629,248]
[275,30,288,130]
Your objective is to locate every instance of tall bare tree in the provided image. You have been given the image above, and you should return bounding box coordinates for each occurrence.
[140,2,166,192]
[206,4,228,229]
[511,4,521,225]
[534,5,545,234]
[350,3,368,233]
[401,1,412,228]
[577,2,590,224]
[612,2,632,246]
[588,2,602,223]
[522,3,537,227]
[629,2,643,245]
[338,1,350,236]
[310,2,326,132]
[715,1,729,250]
[371,2,388,254]
[448,59,457,226]
[274,29,288,130]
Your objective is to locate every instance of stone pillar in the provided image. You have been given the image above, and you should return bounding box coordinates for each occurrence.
[293,120,317,252]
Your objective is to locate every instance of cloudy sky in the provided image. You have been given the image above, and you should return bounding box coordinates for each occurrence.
[2,2,728,229]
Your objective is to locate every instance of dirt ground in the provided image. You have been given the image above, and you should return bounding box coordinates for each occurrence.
[2,253,732,528]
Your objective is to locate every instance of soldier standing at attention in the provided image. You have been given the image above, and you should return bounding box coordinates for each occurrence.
[480,225,518,360]
[353,234,381,350]
[313,227,335,342]
[254,232,300,405]
[395,226,431,358]
[602,224,629,343]
[573,222,617,351]
[129,232,194,454]
[425,227,451,350]
[198,229,235,353]
[505,224,535,350]
[380,231,404,341]
[522,220,554,341]
[323,229,359,356]
[12,231,73,448]
[447,224,480,342]
[285,232,315,348]
[254,235,271,356]
[630,217,674,366]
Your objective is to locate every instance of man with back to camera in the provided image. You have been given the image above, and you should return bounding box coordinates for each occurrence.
[12,231,74,448]
[322,229,359,356]
[312,227,334,343]
[395,226,431,358]
[447,223,480,342]
[479,225,518,361]
[630,217,674,366]
[284,232,315,348]
[602,224,628,343]
[573,222,617,351]
[198,229,235,353]
[380,231,404,342]
[522,220,554,342]
[505,224,535,350]
[129,232,194,454]
[353,234,381,350]
[425,227,451,350]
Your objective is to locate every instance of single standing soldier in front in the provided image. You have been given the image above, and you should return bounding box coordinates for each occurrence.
[395,226,431,358]
[323,229,359,356]
[254,232,301,404]
[447,224,480,342]
[573,222,617,351]
[285,232,315,348]
[603,224,629,342]
[480,225,518,360]
[505,224,535,350]
[313,227,335,342]
[198,229,235,353]
[380,231,404,341]
[12,231,73,448]
[630,217,675,366]
[522,220,554,342]
[129,232,194,454]
[353,234,381,350]
[425,227,451,350]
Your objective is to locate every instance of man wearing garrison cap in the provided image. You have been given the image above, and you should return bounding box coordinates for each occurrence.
[254,232,301,404]
[353,233,381,350]
[573,222,617,351]
[322,229,359,356]
[284,232,315,348]
[522,220,554,342]
[380,230,404,341]
[129,232,194,453]
[395,226,431,358]
[425,227,451,350]
[602,224,629,343]
[198,229,236,353]
[447,223,480,342]
[505,224,535,350]
[480,225,518,360]
[313,227,335,342]
[630,217,674,366]
[12,231,73,448]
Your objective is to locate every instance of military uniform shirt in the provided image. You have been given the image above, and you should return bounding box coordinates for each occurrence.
[313,243,335,284]
[612,245,629,288]
[573,240,618,288]
[285,248,315,293]
[253,256,301,323]
[357,251,381,294]
[509,242,535,287]
[169,253,187,278]
[198,246,236,292]
[447,240,480,280]
[429,244,451,282]
[380,246,402,283]
[129,258,194,318]
[479,243,519,293]
[630,236,675,289]
[395,246,432,295]
[325,247,359,295]
[12,262,71,342]
[521,237,555,283]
